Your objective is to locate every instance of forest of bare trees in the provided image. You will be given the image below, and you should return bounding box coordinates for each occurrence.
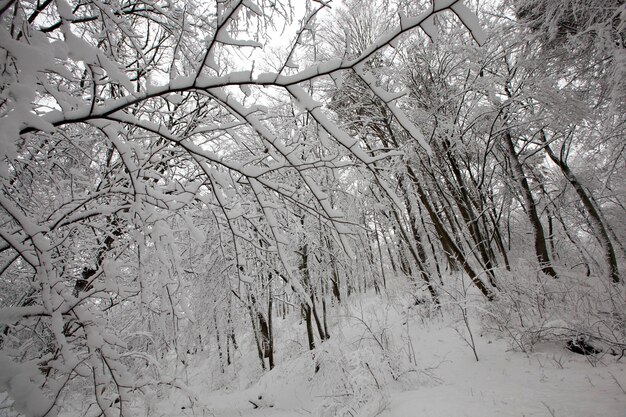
[0,0,624,416]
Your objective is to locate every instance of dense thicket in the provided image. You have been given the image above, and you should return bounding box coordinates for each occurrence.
[0,0,623,415]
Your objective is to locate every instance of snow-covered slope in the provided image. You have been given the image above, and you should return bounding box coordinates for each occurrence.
[153,278,626,417]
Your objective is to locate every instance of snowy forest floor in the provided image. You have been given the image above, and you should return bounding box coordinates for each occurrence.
[148,276,626,417]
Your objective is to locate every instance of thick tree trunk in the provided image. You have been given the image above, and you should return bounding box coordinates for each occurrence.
[330,268,341,303]
[303,304,315,351]
[325,236,342,303]
[542,136,620,283]
[249,292,272,369]
[299,243,318,350]
[503,131,558,278]
[248,304,266,371]
[311,296,327,341]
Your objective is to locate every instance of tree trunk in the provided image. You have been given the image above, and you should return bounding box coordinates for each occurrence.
[542,135,620,283]
[417,200,445,285]
[299,243,318,350]
[373,218,388,289]
[311,296,327,341]
[325,235,342,303]
[214,315,224,373]
[487,208,511,271]
[267,294,275,370]
[303,304,315,351]
[503,131,558,278]
[389,205,440,305]
[439,138,498,286]
[322,295,329,340]
[248,303,266,371]
[406,166,495,300]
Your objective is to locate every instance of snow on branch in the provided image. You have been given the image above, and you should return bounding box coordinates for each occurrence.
[0,0,489,414]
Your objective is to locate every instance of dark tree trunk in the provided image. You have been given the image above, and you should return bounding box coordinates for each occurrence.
[248,291,272,369]
[299,243,318,351]
[311,296,327,341]
[503,131,558,278]
[303,304,315,351]
[322,295,329,340]
[326,236,342,303]
[373,218,388,289]
[439,138,498,286]
[267,295,274,370]
[406,167,495,300]
[488,208,511,271]
[248,304,266,371]
[542,134,619,283]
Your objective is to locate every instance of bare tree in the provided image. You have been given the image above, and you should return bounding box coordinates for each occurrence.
[0,0,489,414]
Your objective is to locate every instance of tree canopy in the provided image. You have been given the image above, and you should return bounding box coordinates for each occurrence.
[0,0,624,416]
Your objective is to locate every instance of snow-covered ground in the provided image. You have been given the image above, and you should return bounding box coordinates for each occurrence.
[152,281,626,417]
[378,331,626,417]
